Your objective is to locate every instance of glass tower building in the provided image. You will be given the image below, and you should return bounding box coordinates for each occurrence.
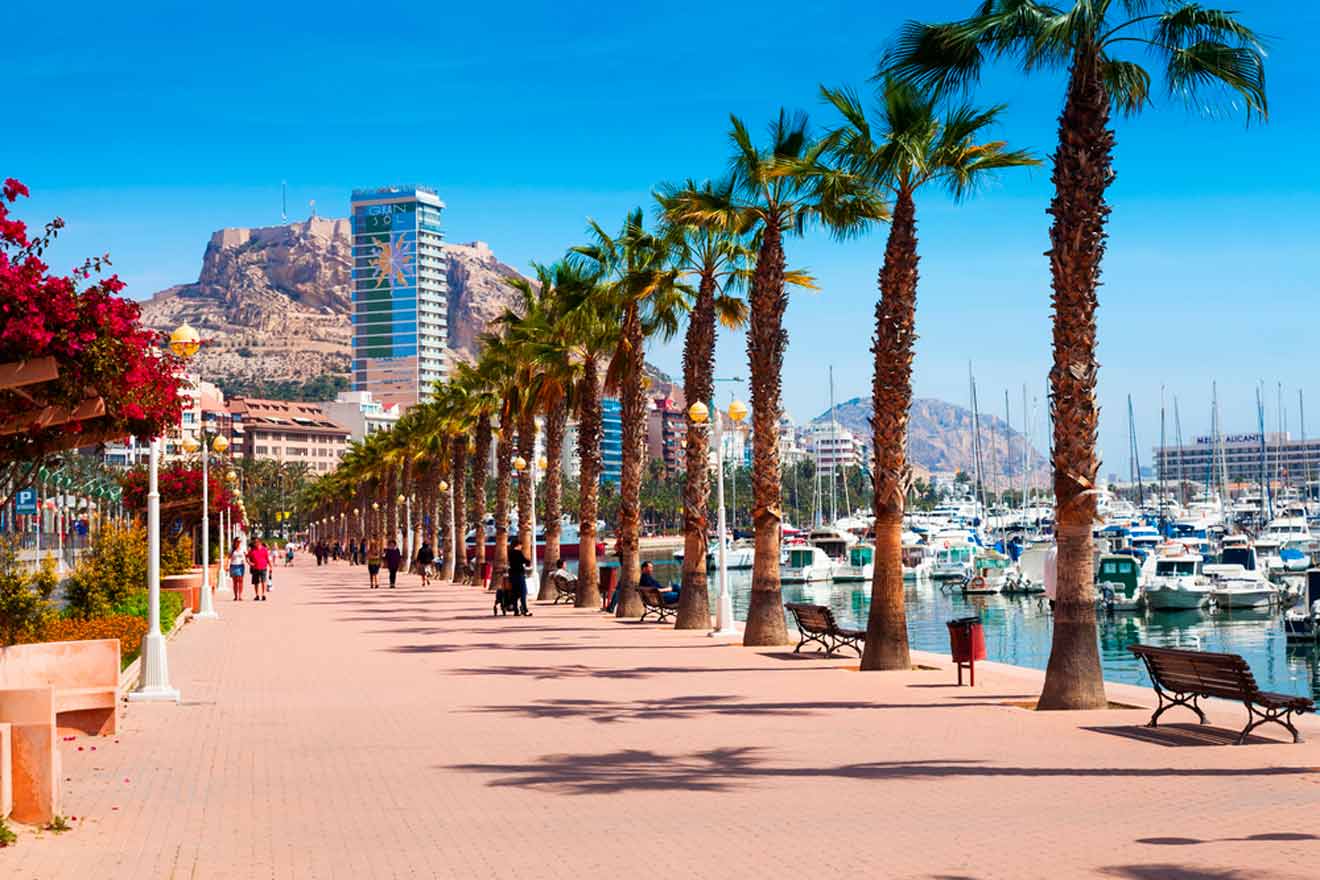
[601,397,623,485]
[350,185,448,410]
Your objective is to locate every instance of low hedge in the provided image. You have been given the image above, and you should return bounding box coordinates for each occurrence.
[112,589,185,633]
[36,614,148,663]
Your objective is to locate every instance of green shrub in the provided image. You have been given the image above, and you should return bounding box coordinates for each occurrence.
[160,535,194,577]
[0,540,57,646]
[0,815,16,846]
[63,523,148,619]
[112,588,184,632]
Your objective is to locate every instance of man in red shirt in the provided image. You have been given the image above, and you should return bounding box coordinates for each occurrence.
[247,538,272,602]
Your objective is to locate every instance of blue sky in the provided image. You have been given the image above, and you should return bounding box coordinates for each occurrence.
[8,1,1319,478]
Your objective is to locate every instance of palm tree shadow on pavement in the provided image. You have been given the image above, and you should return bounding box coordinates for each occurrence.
[446,748,1316,796]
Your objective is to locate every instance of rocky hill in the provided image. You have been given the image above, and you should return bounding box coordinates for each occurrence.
[137,218,529,390]
[813,396,1050,484]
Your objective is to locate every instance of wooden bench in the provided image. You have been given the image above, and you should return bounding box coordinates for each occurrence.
[637,587,678,623]
[0,639,120,736]
[1130,644,1315,744]
[785,603,866,658]
[549,573,579,605]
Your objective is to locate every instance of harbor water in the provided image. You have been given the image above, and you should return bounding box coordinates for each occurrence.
[613,556,1320,707]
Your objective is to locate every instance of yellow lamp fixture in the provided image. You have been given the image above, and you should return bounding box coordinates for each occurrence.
[225,471,237,484]
[728,400,749,423]
[396,494,406,505]
[466,439,476,454]
[512,456,527,472]
[211,434,229,454]
[353,508,360,516]
[372,502,380,511]
[688,401,709,424]
[169,323,201,359]
[437,480,449,493]
[180,436,200,454]
[536,455,548,471]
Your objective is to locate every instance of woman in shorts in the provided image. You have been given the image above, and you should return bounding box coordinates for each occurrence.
[366,535,383,589]
[228,537,246,600]
[247,537,271,602]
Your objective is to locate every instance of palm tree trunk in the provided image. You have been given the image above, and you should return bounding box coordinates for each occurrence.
[614,302,646,618]
[536,399,567,600]
[676,271,716,629]
[516,409,535,559]
[861,186,917,671]
[493,419,514,586]
[1038,48,1112,711]
[450,442,467,582]
[744,218,789,646]
[576,357,603,607]
[470,415,492,576]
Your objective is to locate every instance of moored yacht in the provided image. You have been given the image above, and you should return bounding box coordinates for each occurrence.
[780,545,834,582]
[1143,546,1213,610]
[834,543,874,582]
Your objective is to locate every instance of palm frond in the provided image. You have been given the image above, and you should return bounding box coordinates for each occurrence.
[1165,40,1268,121]
[1102,58,1152,116]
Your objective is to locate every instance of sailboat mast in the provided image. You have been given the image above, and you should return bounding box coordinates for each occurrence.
[969,364,985,520]
[1021,385,1030,529]
[1256,383,1271,522]
[827,366,837,525]
[1128,395,1145,508]
[1173,395,1185,506]
[1301,389,1311,499]
[1159,387,1167,535]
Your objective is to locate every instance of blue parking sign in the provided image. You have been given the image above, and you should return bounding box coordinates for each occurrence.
[15,488,36,515]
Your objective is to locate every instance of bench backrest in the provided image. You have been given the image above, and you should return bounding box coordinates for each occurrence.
[637,587,663,608]
[1130,645,1257,701]
[0,640,120,691]
[785,603,834,635]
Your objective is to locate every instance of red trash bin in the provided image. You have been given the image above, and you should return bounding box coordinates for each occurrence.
[599,565,619,608]
[947,617,986,686]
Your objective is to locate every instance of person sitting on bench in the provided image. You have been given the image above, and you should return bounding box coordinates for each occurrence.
[642,561,678,603]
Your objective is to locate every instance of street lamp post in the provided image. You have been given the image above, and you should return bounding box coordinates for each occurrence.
[128,436,180,703]
[689,389,747,638]
[513,448,542,583]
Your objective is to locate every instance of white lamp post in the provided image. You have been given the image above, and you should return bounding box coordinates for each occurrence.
[690,397,748,637]
[513,448,541,582]
[129,436,180,703]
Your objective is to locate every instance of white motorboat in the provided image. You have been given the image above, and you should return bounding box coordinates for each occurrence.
[781,545,834,582]
[929,530,977,580]
[1283,570,1320,641]
[1095,553,1145,612]
[962,552,1011,594]
[834,543,874,582]
[1211,576,1277,609]
[808,526,857,578]
[901,532,928,579]
[1143,547,1212,611]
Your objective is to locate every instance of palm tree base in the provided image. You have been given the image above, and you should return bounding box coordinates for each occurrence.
[742,587,788,646]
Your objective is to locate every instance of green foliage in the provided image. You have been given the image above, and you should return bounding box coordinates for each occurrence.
[45,815,70,833]
[0,815,16,847]
[215,372,349,403]
[0,540,57,646]
[240,459,312,537]
[63,522,148,620]
[112,588,184,633]
[159,535,194,577]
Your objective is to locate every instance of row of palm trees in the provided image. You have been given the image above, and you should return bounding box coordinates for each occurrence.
[304,0,1267,709]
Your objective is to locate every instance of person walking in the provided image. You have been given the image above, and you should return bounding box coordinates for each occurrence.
[228,537,246,601]
[384,539,403,589]
[507,542,532,616]
[366,536,383,589]
[285,542,296,567]
[247,537,271,602]
[415,540,434,587]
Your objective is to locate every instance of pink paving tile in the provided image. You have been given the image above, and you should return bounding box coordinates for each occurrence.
[6,559,1319,879]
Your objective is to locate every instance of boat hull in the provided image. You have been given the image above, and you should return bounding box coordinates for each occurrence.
[1211,589,1275,609]
[1145,587,1208,611]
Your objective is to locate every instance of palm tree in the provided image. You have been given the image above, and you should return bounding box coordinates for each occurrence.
[656,179,753,630]
[822,80,1037,670]
[502,262,580,599]
[452,361,496,580]
[557,267,618,608]
[573,210,685,618]
[668,111,886,645]
[882,0,1266,707]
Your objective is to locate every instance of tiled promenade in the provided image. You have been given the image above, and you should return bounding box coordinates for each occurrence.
[7,560,1320,879]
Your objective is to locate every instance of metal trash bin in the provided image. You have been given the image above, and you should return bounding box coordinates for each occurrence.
[947,616,986,686]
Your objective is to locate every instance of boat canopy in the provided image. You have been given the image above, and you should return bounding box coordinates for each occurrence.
[848,545,873,566]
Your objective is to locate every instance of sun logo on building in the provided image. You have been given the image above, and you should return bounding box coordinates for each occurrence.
[371,231,415,288]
